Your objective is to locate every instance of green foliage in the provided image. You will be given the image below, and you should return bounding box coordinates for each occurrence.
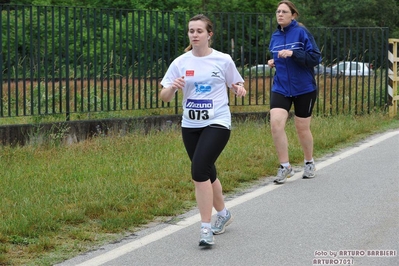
[298,0,398,37]
[6,0,398,38]
[36,0,280,13]
[3,1,396,81]
[1,6,184,79]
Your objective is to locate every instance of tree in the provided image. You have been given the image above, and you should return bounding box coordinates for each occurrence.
[297,0,398,37]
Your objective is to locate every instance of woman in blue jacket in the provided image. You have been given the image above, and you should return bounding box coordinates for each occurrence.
[267,0,321,184]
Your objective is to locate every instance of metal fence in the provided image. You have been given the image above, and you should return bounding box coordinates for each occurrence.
[0,5,390,121]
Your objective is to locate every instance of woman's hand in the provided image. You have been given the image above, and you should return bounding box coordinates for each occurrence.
[231,83,246,97]
[268,59,275,68]
[277,49,293,59]
[160,76,185,102]
[172,76,185,91]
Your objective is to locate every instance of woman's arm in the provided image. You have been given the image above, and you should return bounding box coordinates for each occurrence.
[160,86,178,102]
[291,29,321,68]
[160,76,185,102]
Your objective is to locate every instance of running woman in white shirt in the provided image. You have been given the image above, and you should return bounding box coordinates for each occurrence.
[160,14,246,247]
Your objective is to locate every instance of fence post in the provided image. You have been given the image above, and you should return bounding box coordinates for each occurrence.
[65,7,70,121]
[388,38,399,117]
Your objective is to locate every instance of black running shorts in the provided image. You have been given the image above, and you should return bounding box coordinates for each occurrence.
[270,90,317,118]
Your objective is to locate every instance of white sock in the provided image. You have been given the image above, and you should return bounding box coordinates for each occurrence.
[281,162,290,168]
[201,222,211,229]
[217,208,227,217]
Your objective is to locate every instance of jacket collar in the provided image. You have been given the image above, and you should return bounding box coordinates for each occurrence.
[278,19,298,32]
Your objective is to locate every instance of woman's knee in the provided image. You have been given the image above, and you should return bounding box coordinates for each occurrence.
[191,164,216,183]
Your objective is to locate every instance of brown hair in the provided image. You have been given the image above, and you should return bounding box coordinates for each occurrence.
[277,1,300,19]
[184,14,213,52]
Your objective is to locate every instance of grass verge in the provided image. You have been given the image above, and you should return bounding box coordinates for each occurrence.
[0,112,398,265]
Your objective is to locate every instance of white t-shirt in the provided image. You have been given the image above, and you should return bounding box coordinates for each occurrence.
[160,49,244,129]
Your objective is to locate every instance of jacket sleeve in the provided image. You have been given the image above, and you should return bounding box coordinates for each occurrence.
[292,28,321,68]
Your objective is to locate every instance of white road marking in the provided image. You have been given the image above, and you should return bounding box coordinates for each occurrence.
[76,130,399,266]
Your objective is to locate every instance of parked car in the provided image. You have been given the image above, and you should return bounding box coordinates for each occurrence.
[331,61,374,77]
[314,64,334,76]
[245,64,275,77]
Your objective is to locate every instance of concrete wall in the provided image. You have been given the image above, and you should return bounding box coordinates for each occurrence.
[0,112,268,146]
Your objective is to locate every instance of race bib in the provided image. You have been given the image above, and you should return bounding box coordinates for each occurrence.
[183,99,214,121]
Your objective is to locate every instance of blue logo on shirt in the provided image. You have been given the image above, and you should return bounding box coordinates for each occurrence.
[195,82,211,93]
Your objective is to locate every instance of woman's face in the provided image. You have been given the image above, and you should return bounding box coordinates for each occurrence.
[276,3,294,28]
[188,20,210,48]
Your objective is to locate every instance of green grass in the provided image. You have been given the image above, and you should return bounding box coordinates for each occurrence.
[0,112,398,265]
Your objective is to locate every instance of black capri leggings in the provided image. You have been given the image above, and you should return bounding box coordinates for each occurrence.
[182,125,231,183]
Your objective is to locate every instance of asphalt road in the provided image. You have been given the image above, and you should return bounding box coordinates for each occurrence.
[56,130,399,266]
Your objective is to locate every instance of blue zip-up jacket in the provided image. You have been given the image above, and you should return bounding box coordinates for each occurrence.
[269,20,321,97]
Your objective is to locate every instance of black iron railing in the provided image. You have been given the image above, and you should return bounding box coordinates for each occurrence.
[0,5,390,121]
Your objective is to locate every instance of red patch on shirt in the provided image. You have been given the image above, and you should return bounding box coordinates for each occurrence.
[186,70,194,76]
